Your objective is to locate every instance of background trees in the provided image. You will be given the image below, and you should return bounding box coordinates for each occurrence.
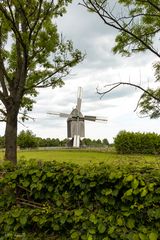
[82,0,160,118]
[0,130,110,149]
[0,0,83,163]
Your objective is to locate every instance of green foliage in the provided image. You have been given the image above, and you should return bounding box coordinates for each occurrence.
[82,138,109,147]
[113,0,160,57]
[102,138,109,146]
[84,0,160,119]
[0,135,4,148]
[114,130,160,154]
[0,0,83,113]
[85,0,160,56]
[139,87,160,119]
[17,130,38,149]
[1,160,160,239]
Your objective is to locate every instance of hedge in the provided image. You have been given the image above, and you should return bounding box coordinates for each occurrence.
[114,131,160,154]
[0,160,160,239]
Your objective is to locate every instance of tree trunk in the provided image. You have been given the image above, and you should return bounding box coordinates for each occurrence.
[4,109,18,165]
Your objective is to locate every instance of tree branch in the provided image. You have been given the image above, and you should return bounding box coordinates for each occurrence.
[24,59,77,91]
[0,1,25,48]
[16,197,44,209]
[0,108,7,116]
[0,90,6,105]
[82,0,160,58]
[0,25,10,97]
[31,0,55,47]
[28,0,43,42]
[16,0,32,31]
[97,82,160,102]
[141,0,160,12]
[117,13,160,21]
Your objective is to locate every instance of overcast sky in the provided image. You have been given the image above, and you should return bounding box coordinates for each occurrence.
[1,1,159,143]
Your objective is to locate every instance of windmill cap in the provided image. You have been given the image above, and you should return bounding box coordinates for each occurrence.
[68,108,83,118]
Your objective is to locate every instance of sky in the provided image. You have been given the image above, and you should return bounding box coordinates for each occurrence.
[1,1,160,143]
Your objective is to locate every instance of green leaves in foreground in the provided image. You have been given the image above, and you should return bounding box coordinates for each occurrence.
[0,160,160,239]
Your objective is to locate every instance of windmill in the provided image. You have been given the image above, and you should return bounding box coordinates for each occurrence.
[47,87,107,148]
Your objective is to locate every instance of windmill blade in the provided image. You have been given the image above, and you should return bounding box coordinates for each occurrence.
[76,87,83,112]
[47,112,69,118]
[84,115,97,121]
[84,115,108,122]
[95,117,108,122]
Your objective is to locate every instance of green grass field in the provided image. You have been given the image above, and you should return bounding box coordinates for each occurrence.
[1,148,160,169]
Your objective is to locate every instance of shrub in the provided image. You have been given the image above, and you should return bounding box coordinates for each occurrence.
[114,131,160,154]
[0,160,160,239]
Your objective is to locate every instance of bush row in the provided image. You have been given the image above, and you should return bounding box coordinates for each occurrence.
[114,131,160,154]
[0,160,160,239]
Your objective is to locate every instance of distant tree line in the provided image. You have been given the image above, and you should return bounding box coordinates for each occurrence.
[0,130,109,149]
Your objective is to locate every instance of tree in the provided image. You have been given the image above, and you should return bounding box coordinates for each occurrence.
[102,138,109,146]
[95,139,102,146]
[17,130,37,149]
[82,0,160,118]
[60,138,69,146]
[0,0,83,164]
[82,138,92,146]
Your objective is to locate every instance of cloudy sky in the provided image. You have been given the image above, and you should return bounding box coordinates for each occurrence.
[1,1,159,143]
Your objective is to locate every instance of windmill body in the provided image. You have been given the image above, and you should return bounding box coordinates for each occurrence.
[67,108,84,138]
[47,87,107,148]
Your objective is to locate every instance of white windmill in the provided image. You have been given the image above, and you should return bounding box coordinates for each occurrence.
[48,87,107,148]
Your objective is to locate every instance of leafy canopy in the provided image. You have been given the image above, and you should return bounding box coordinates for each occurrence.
[83,0,160,118]
[0,0,83,118]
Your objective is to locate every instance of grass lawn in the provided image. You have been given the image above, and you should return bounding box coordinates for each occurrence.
[1,148,160,169]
